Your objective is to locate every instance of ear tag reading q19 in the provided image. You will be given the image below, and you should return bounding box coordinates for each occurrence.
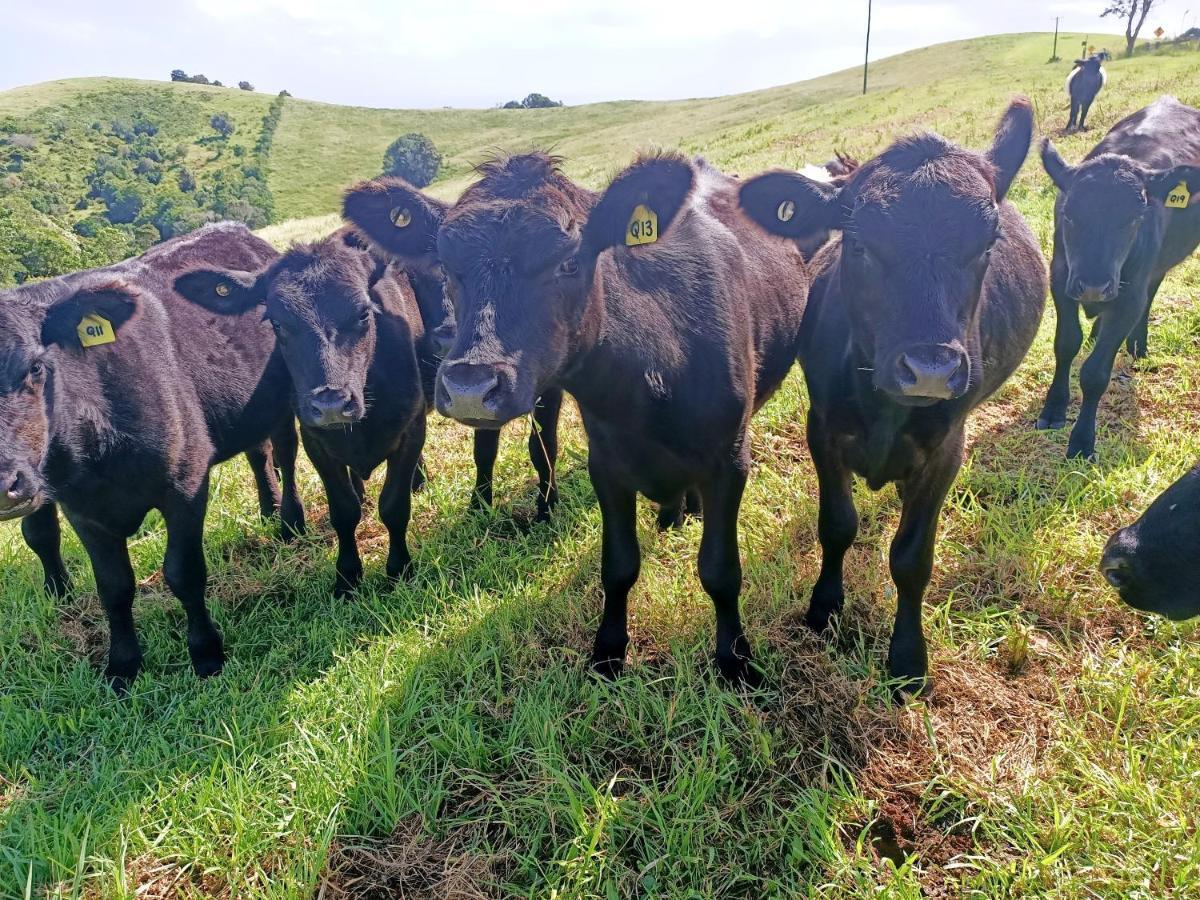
[78,314,116,348]
[626,204,658,246]
[1166,181,1191,210]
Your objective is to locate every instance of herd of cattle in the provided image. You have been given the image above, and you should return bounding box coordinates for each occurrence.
[1,89,1198,698]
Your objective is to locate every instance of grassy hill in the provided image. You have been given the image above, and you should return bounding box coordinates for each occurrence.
[3,32,1200,898]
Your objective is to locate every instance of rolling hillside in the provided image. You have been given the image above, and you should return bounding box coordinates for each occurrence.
[5,32,1200,259]
[3,31,1200,898]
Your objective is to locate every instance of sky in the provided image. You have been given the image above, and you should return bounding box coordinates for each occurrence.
[1,1,1192,109]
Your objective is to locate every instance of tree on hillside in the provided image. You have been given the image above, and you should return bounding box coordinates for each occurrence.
[238,81,255,91]
[381,133,442,188]
[209,114,235,139]
[1102,0,1160,57]
[170,69,188,82]
[502,93,565,109]
[522,92,563,109]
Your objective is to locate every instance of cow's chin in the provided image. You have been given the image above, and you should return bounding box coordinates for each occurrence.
[0,497,43,522]
[877,389,944,408]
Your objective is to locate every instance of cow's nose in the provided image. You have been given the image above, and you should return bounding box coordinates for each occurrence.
[1101,554,1132,590]
[1100,529,1137,591]
[1069,277,1115,303]
[437,362,504,424]
[896,347,969,400]
[0,470,36,513]
[307,388,359,427]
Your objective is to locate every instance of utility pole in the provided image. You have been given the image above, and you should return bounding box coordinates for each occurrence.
[863,0,872,95]
[1052,17,1060,61]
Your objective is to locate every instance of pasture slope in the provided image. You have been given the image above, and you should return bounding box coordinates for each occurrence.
[2,31,1200,898]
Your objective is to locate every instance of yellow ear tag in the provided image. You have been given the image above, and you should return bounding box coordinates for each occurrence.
[215,282,231,297]
[777,200,796,223]
[390,207,413,228]
[625,204,658,246]
[1166,181,1191,210]
[78,314,115,348]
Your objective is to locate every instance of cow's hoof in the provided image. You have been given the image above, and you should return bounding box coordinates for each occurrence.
[889,673,932,703]
[1035,415,1067,431]
[1066,443,1097,462]
[589,655,625,680]
[333,571,362,600]
[189,634,225,678]
[105,657,142,695]
[716,654,764,689]
[804,592,842,635]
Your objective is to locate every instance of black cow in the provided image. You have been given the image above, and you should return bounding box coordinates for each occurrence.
[1066,57,1106,132]
[175,232,424,596]
[344,180,564,524]
[738,99,1047,695]
[1038,97,1200,460]
[346,153,809,683]
[1102,464,1200,620]
[0,223,304,688]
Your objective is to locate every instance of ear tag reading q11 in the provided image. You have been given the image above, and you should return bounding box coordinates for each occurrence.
[1166,181,1191,210]
[626,204,658,246]
[78,314,116,348]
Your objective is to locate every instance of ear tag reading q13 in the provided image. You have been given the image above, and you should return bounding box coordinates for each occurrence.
[626,204,658,246]
[78,314,116,348]
[1166,181,1191,210]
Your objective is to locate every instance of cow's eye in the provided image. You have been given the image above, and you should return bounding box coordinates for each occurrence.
[28,360,45,382]
[558,257,580,277]
[359,309,371,324]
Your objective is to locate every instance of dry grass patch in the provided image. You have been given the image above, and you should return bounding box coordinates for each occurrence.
[318,819,498,900]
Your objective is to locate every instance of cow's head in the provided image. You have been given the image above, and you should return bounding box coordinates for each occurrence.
[0,282,138,518]
[344,152,694,427]
[175,235,387,428]
[1102,464,1200,620]
[741,98,1034,405]
[1042,142,1200,303]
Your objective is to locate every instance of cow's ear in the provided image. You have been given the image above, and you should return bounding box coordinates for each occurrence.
[343,177,446,262]
[41,282,139,350]
[1147,165,1200,207]
[173,268,266,315]
[582,153,694,254]
[987,96,1034,201]
[738,170,840,240]
[1041,138,1074,192]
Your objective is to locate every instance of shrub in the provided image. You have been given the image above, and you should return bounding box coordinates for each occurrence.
[209,114,234,139]
[503,93,565,109]
[238,81,255,91]
[381,132,442,188]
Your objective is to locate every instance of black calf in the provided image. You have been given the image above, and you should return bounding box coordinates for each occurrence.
[739,99,1047,695]
[1038,97,1200,460]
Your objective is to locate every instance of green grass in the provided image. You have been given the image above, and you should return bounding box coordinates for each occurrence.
[3,31,1200,898]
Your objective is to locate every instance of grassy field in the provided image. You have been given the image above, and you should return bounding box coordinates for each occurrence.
[3,32,1200,898]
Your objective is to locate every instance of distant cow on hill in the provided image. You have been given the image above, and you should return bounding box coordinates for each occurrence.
[1066,56,1106,132]
[738,98,1047,696]
[0,223,304,689]
[1037,96,1200,460]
